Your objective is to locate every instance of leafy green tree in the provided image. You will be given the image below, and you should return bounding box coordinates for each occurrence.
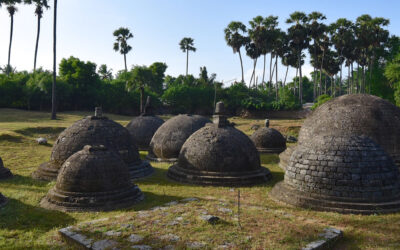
[224,21,248,83]
[128,66,153,113]
[385,52,400,106]
[98,64,113,81]
[113,27,133,72]
[179,37,196,76]
[148,62,167,94]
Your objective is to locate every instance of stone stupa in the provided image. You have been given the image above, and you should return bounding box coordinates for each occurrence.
[167,102,271,186]
[271,94,400,214]
[250,119,286,154]
[126,96,164,151]
[40,145,144,212]
[147,114,211,162]
[0,157,12,180]
[33,107,153,181]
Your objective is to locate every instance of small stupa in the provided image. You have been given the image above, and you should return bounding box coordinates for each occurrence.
[167,101,271,186]
[250,119,286,154]
[0,157,12,180]
[33,107,153,181]
[40,145,144,212]
[147,114,211,162]
[126,96,164,151]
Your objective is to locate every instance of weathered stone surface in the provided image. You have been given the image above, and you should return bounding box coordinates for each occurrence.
[36,137,48,145]
[199,215,220,224]
[302,227,343,250]
[186,241,206,248]
[40,145,144,212]
[148,114,211,162]
[92,239,118,250]
[298,94,400,168]
[127,234,144,243]
[271,135,400,214]
[131,245,152,250]
[33,108,153,181]
[126,116,164,151]
[278,146,295,171]
[168,103,271,187]
[159,234,180,242]
[0,156,12,180]
[250,127,286,154]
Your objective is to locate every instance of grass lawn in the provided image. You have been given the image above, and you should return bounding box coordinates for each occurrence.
[0,108,399,249]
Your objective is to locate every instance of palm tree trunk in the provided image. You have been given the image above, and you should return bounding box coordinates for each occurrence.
[348,64,350,94]
[51,0,57,120]
[238,49,244,83]
[351,62,354,94]
[294,67,298,95]
[275,55,278,100]
[140,86,144,114]
[284,65,289,86]
[356,62,359,93]
[186,50,189,76]
[34,15,41,72]
[313,40,317,102]
[298,51,303,104]
[124,53,127,72]
[262,54,266,86]
[269,53,273,89]
[339,63,342,96]
[319,50,325,97]
[7,14,14,76]
[324,75,327,94]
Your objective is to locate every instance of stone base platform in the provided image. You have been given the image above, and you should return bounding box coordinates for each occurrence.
[127,160,154,179]
[145,152,178,163]
[256,146,286,154]
[270,181,400,215]
[40,185,144,212]
[167,165,272,187]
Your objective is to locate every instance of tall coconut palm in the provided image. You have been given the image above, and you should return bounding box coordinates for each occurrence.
[51,0,57,120]
[179,37,196,76]
[113,27,133,72]
[224,21,248,83]
[307,12,326,101]
[286,11,309,104]
[263,16,279,87]
[245,41,261,87]
[6,4,18,76]
[31,0,49,72]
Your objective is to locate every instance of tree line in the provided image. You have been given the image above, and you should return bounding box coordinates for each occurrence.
[224,12,398,104]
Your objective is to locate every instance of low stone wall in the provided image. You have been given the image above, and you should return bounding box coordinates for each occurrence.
[238,109,311,119]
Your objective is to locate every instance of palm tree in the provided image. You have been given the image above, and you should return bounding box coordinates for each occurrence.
[263,16,279,88]
[32,0,49,72]
[113,27,133,72]
[51,0,57,120]
[224,21,248,83]
[245,41,261,87]
[98,64,113,80]
[6,4,18,76]
[307,12,326,101]
[286,11,309,104]
[179,37,196,76]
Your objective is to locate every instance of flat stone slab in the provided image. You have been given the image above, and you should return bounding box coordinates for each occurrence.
[302,227,343,250]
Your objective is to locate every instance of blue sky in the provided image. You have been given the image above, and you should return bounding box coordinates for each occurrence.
[0,0,399,85]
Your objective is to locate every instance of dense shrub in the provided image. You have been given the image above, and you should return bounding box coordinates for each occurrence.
[311,94,332,110]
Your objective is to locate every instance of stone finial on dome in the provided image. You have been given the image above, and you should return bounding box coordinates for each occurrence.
[213,101,228,128]
[265,119,270,128]
[95,107,103,117]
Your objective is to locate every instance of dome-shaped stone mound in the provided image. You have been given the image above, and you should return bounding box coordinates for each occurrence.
[126,96,165,151]
[126,116,164,151]
[0,193,7,207]
[298,94,400,167]
[0,157,12,180]
[250,121,286,154]
[270,135,400,214]
[33,108,153,181]
[278,146,294,171]
[40,145,144,212]
[168,102,271,186]
[148,114,211,162]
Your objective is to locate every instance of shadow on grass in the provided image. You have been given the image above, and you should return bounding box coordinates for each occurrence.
[14,126,66,138]
[137,165,284,189]
[0,197,75,231]
[0,174,53,188]
[0,134,24,143]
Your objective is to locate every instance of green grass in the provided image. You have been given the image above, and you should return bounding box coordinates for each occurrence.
[0,108,399,249]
